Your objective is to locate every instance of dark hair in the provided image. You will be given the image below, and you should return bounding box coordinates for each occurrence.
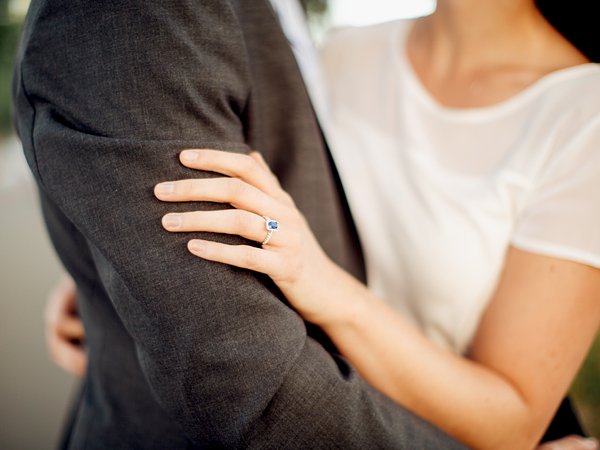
[536,0,600,63]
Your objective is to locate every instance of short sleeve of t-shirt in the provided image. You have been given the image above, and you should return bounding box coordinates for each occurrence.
[512,115,600,269]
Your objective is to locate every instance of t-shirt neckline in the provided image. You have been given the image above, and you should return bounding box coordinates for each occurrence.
[395,21,600,122]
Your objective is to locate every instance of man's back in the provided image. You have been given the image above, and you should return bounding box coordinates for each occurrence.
[13,1,462,448]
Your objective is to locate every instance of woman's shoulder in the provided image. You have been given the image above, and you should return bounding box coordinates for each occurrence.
[512,66,600,271]
[542,64,600,111]
[487,64,600,148]
[320,19,411,80]
[322,19,409,55]
[321,20,412,110]
[536,65,600,142]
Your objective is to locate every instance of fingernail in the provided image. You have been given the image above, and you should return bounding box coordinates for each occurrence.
[181,150,199,162]
[583,438,599,449]
[189,240,205,253]
[155,182,175,196]
[162,214,182,230]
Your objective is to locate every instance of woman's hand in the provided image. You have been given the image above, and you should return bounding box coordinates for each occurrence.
[45,274,87,378]
[154,149,600,450]
[537,436,599,450]
[154,149,347,326]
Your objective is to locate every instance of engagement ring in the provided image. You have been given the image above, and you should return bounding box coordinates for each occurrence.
[261,216,279,246]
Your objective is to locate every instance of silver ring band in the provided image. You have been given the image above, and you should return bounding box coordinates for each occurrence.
[261,216,279,246]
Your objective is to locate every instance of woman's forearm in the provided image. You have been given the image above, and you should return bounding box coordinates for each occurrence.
[155,150,600,450]
[313,262,537,450]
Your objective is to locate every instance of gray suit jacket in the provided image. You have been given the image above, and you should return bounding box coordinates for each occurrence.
[13,1,464,448]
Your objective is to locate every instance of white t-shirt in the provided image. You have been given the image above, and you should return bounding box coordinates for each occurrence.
[322,20,600,354]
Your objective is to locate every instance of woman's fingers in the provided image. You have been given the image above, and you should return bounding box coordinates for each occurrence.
[48,333,88,378]
[178,149,285,200]
[45,274,87,378]
[249,151,280,181]
[155,177,286,219]
[249,151,271,172]
[54,315,86,341]
[537,436,598,450]
[188,240,282,277]
[162,209,281,246]
[45,275,85,342]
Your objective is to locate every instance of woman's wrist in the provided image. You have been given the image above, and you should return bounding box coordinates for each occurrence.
[302,256,372,330]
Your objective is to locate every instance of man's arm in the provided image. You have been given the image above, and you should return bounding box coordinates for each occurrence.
[14,1,462,447]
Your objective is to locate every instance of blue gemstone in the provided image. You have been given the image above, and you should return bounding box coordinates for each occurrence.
[268,220,279,231]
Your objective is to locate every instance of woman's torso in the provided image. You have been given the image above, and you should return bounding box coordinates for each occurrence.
[322,20,600,354]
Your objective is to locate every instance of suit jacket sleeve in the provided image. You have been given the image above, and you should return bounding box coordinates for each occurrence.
[13,1,462,448]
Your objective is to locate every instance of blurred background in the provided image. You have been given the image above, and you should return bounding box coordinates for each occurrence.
[0,0,597,448]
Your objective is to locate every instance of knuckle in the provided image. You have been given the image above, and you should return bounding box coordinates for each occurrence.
[240,248,257,268]
[228,178,248,199]
[240,155,257,175]
[281,192,295,206]
[232,210,251,230]
[297,211,310,228]
[46,314,58,328]
[178,179,193,196]
[283,206,303,225]
[270,173,283,188]
[288,232,303,250]
[49,345,61,361]
[274,256,297,285]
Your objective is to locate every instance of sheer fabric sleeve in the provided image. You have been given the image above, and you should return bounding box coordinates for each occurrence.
[512,115,600,269]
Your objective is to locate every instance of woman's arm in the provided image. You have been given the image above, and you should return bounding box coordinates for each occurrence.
[156,149,600,450]
[316,247,600,450]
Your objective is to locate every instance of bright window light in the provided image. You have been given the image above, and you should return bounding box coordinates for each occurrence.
[329,0,436,27]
